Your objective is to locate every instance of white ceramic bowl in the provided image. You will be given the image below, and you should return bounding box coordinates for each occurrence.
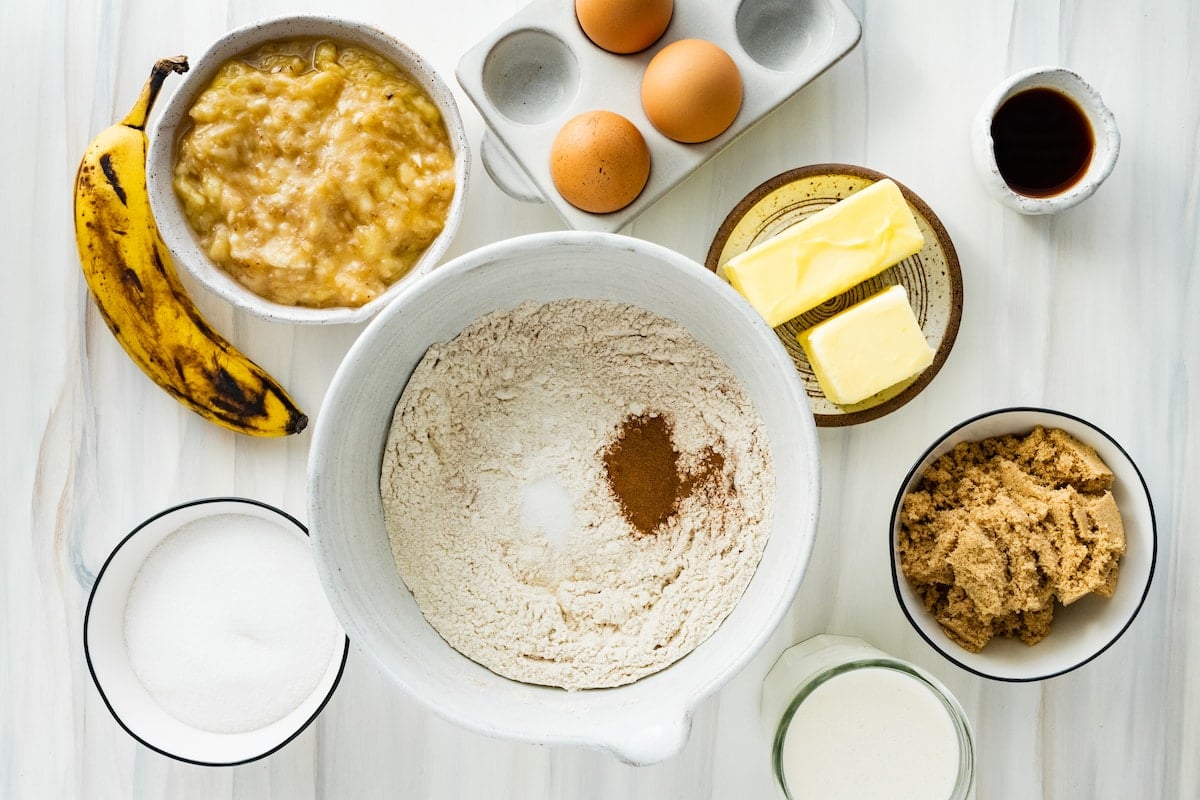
[83,498,350,766]
[970,66,1120,215]
[307,231,821,764]
[890,407,1156,681]
[146,15,471,325]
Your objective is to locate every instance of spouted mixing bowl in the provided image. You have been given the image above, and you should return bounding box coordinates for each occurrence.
[306,231,821,764]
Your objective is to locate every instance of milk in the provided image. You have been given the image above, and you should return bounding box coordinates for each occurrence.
[779,666,960,799]
[762,635,973,800]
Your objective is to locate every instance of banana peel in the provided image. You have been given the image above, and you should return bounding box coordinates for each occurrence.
[74,57,307,437]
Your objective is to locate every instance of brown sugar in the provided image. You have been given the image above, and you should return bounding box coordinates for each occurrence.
[602,413,726,537]
[897,426,1126,653]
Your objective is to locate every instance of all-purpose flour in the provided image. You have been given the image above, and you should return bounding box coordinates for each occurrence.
[380,299,773,689]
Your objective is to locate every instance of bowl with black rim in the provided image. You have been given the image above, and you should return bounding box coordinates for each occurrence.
[84,497,350,765]
[889,407,1156,681]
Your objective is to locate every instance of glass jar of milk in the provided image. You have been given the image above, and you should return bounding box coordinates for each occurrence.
[761,634,975,800]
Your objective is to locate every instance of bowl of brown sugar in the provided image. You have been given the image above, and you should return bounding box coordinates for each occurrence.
[890,407,1156,681]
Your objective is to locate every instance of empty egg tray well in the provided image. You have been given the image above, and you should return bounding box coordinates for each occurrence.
[455,0,862,233]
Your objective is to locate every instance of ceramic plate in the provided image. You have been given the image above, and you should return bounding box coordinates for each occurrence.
[705,164,963,426]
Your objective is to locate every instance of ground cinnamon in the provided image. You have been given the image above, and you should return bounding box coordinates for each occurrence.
[602,413,725,537]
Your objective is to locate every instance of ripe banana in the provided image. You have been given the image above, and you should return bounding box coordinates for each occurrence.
[74,57,307,437]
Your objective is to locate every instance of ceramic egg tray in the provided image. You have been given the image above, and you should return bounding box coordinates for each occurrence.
[455,0,862,233]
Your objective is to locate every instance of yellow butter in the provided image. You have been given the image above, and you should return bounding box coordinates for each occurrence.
[722,179,925,328]
[797,285,935,405]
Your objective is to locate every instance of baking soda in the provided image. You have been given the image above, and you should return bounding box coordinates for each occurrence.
[123,512,342,734]
[519,475,575,551]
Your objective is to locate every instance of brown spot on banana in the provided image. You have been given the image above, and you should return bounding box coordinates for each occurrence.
[121,268,143,293]
[98,153,127,205]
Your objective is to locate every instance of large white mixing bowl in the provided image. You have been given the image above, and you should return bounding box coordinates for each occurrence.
[307,231,820,764]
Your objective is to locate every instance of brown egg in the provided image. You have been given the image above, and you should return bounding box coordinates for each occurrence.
[641,39,743,144]
[549,110,651,214]
[575,0,673,55]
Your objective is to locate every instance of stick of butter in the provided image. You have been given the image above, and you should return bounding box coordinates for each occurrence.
[797,284,935,405]
[722,179,925,327]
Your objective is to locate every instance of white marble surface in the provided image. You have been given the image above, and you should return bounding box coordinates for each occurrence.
[3,0,1196,797]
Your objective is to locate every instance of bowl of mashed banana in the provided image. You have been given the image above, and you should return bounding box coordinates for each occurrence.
[147,15,470,324]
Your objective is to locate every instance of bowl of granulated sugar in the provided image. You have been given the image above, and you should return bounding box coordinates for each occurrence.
[84,497,349,766]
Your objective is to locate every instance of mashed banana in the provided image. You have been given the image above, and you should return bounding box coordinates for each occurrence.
[173,39,456,308]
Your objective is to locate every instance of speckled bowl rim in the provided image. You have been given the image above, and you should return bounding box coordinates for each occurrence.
[888,407,1158,682]
[82,497,351,766]
[146,14,472,325]
[705,163,963,427]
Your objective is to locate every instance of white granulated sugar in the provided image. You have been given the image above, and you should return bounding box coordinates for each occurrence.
[123,513,343,733]
[380,299,774,690]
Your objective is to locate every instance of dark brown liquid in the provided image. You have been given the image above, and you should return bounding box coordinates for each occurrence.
[991,88,1094,197]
